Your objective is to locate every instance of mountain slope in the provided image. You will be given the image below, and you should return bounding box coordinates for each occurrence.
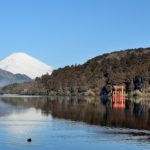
[0,69,32,87]
[38,47,150,96]
[2,47,150,96]
[0,52,53,79]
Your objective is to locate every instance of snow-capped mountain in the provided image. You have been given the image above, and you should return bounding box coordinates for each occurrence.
[0,52,53,79]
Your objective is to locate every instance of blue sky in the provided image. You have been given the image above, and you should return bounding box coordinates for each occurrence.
[0,0,150,68]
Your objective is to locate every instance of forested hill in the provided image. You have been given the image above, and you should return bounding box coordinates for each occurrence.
[2,48,150,96]
[38,48,150,96]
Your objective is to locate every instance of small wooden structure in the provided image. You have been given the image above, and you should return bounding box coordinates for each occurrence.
[112,85,127,108]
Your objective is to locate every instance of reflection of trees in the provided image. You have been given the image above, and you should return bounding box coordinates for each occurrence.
[148,109,150,125]
[1,97,150,130]
[133,103,143,117]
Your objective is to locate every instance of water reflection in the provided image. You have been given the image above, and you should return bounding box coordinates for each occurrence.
[1,96,150,130]
[0,100,53,149]
[2,108,51,135]
[0,96,150,150]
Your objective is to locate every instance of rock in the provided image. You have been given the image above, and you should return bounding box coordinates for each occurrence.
[27,138,32,142]
[133,76,143,91]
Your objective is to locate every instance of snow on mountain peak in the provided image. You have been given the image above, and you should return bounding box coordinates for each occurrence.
[0,52,53,79]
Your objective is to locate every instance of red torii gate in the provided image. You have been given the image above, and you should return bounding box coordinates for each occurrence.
[112,85,127,108]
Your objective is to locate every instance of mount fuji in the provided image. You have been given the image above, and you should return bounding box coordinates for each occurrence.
[0,52,53,79]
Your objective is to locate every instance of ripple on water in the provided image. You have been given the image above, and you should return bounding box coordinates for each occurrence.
[0,97,149,150]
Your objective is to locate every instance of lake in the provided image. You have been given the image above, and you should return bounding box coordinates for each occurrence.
[0,96,149,150]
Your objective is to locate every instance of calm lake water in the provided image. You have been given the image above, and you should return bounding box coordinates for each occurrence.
[0,96,149,150]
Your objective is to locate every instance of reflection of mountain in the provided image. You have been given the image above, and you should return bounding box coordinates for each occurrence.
[0,101,14,116]
[1,97,150,130]
[0,104,52,138]
[0,97,150,149]
[5,108,42,136]
[0,98,52,143]
[0,99,31,117]
[0,69,32,87]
